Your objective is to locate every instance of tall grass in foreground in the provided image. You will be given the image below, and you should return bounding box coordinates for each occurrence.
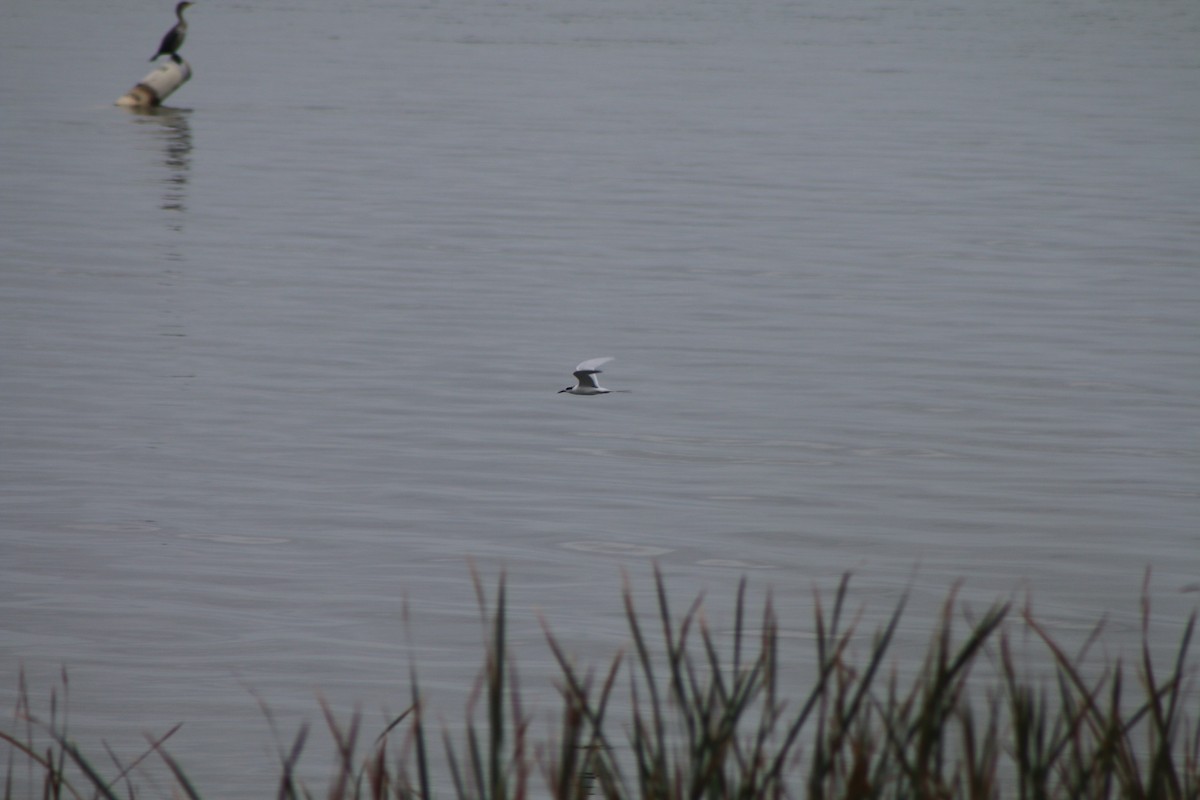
[4,568,1197,799]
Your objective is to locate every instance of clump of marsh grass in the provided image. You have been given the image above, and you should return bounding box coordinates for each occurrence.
[4,568,1197,799]
[1,667,198,800]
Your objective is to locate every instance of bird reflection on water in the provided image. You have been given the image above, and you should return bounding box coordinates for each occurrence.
[126,107,193,222]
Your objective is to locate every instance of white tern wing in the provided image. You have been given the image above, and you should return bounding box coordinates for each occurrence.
[574,356,613,373]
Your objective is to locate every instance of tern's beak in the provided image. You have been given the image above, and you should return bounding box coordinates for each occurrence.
[558,387,570,393]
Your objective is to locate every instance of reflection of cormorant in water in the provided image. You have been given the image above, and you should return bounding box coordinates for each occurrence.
[150,2,194,64]
[157,109,192,215]
[129,107,193,218]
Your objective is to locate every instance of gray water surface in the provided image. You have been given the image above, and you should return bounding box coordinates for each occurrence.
[2,0,1198,794]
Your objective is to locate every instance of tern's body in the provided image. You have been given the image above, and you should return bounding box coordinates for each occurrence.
[151,1,192,63]
[559,357,615,395]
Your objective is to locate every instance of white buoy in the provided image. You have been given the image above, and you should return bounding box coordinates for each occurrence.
[116,59,192,109]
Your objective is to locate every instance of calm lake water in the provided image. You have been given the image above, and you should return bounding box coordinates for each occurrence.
[2,0,1198,794]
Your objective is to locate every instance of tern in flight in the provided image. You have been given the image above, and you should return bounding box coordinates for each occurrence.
[558,357,622,395]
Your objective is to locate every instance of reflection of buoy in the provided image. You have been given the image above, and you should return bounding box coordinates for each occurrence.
[697,559,778,570]
[562,541,673,557]
[117,58,191,109]
[179,533,289,545]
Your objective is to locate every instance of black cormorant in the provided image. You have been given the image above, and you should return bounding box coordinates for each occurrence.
[150,2,194,64]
